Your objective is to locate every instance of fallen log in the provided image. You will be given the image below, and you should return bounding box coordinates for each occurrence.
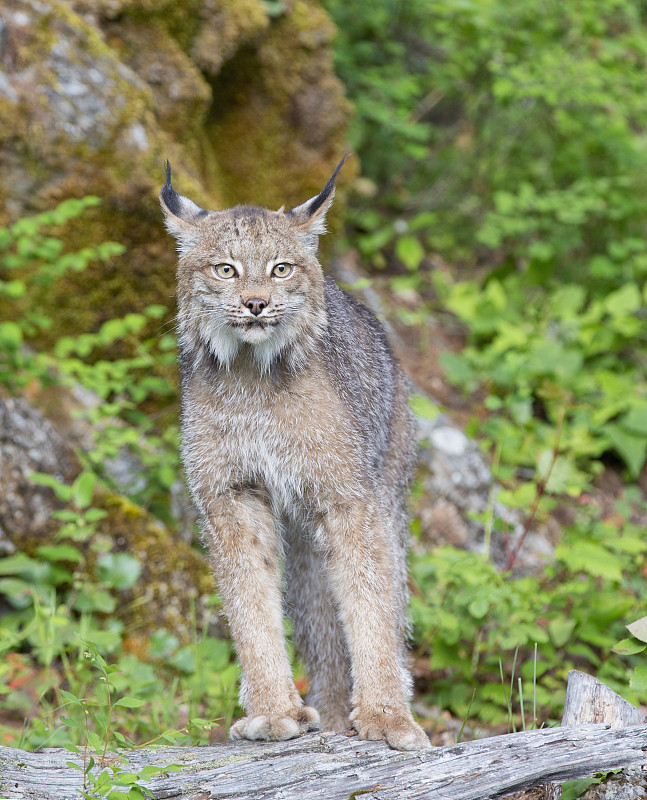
[1,673,645,800]
[562,669,647,728]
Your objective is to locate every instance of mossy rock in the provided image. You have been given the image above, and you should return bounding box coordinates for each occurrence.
[206,0,352,212]
[0,392,216,641]
[0,0,351,348]
[98,491,216,641]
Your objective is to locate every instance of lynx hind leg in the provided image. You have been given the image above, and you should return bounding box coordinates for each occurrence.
[284,524,353,732]
[202,492,319,742]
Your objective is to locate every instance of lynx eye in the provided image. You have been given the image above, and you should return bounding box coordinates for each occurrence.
[272,263,293,278]
[213,263,237,279]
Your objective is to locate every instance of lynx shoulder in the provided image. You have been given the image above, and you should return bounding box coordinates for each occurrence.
[160,160,429,751]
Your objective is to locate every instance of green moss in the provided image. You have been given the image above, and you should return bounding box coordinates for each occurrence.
[98,491,215,641]
[109,20,212,144]
[204,0,352,213]
[191,0,269,77]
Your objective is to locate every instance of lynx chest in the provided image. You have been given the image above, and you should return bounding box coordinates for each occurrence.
[181,366,366,510]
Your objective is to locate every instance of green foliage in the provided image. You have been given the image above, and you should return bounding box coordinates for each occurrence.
[613,615,647,696]
[0,199,240,752]
[410,492,647,725]
[0,197,123,391]
[441,269,647,484]
[58,642,186,800]
[560,771,622,800]
[0,198,179,518]
[327,0,647,481]
[0,469,239,750]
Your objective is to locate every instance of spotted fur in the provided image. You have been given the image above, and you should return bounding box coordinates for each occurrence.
[160,161,429,751]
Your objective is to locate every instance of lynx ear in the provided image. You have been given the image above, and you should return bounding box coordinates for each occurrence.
[286,156,349,253]
[159,161,210,256]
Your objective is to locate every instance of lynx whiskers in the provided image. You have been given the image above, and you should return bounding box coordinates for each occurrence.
[160,158,429,751]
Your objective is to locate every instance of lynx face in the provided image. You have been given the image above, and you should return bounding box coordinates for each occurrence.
[160,162,345,373]
[174,209,327,372]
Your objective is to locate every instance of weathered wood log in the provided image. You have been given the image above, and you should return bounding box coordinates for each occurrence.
[3,672,646,799]
[562,669,647,729]
[1,724,647,800]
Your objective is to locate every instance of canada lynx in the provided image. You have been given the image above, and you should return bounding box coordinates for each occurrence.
[160,159,429,751]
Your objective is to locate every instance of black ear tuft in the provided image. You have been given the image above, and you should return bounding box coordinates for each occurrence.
[304,155,350,217]
[160,161,209,223]
[160,160,183,218]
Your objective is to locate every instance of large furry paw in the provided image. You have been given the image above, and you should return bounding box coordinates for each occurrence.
[229,705,320,742]
[350,706,430,751]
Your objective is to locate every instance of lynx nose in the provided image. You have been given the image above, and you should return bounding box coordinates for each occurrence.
[244,297,268,316]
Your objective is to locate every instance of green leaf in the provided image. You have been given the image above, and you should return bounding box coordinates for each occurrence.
[1,279,26,298]
[409,394,440,420]
[113,696,145,709]
[498,482,536,509]
[0,321,23,348]
[35,544,82,563]
[548,617,576,647]
[604,282,641,317]
[29,472,73,502]
[619,404,647,436]
[59,715,84,730]
[72,472,97,509]
[561,771,621,800]
[612,638,646,656]
[111,772,139,786]
[468,598,489,619]
[96,553,141,591]
[395,234,425,271]
[555,541,624,582]
[52,509,81,523]
[59,689,83,706]
[605,424,647,479]
[73,586,117,614]
[139,766,165,779]
[630,665,647,695]
[0,552,38,575]
[144,304,168,319]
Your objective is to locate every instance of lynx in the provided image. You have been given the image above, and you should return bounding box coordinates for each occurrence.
[160,159,429,751]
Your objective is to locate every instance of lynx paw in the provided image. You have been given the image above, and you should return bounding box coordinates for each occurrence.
[229,705,320,742]
[350,707,430,751]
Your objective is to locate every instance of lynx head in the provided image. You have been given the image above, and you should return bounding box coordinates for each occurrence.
[160,159,347,374]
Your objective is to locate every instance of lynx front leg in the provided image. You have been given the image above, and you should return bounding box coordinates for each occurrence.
[320,502,429,751]
[203,491,320,741]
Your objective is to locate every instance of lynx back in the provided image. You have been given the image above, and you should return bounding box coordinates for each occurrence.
[160,160,429,751]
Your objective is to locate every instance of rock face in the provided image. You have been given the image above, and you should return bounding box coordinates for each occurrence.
[0,394,214,638]
[0,0,350,342]
[415,413,556,573]
[0,396,79,556]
